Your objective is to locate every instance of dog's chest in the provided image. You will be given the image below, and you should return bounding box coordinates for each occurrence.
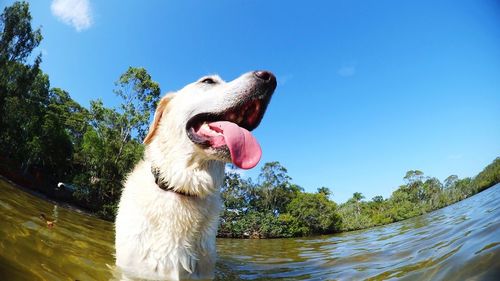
[115,161,222,279]
[144,192,219,238]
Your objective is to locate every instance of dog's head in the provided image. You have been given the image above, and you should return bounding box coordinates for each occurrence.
[143,71,276,194]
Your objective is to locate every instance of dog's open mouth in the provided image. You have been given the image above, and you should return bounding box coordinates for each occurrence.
[186,98,268,169]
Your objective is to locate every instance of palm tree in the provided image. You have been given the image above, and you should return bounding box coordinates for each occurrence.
[352,192,365,217]
[317,187,332,197]
[352,192,364,202]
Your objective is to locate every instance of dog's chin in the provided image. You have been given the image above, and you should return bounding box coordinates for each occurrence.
[203,145,232,163]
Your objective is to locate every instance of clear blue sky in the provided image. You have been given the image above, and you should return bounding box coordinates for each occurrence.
[5,0,499,203]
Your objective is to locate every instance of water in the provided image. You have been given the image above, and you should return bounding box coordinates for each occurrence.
[0,177,499,280]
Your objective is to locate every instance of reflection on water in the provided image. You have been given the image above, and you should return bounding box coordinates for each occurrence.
[1,178,499,280]
[216,184,500,281]
[0,178,115,280]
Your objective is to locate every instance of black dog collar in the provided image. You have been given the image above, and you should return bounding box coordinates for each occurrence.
[151,166,195,197]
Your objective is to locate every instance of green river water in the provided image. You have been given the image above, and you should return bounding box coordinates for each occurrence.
[0,177,499,280]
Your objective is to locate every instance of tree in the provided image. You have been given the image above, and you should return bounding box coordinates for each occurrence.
[71,67,161,219]
[221,167,254,212]
[0,1,43,124]
[287,192,341,236]
[472,157,500,192]
[347,192,365,219]
[0,1,44,159]
[444,175,459,189]
[1,70,49,170]
[352,192,365,202]
[256,161,301,214]
[36,97,73,181]
[113,66,161,142]
[73,100,139,218]
[421,177,442,201]
[317,186,332,197]
[47,88,89,147]
[0,1,42,64]
[404,170,424,184]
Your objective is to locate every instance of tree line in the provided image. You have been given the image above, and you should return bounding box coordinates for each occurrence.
[219,158,500,238]
[0,1,160,219]
[1,2,499,236]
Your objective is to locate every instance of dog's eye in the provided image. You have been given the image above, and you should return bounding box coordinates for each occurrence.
[200,78,217,85]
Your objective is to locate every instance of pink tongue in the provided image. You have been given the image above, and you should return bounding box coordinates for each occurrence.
[208,121,262,169]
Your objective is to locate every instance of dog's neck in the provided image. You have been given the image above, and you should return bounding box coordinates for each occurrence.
[145,141,225,198]
[151,166,197,197]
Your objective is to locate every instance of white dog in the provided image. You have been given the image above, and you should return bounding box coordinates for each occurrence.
[115,71,276,280]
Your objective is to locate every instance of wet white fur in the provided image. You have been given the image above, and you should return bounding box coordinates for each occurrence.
[115,72,259,280]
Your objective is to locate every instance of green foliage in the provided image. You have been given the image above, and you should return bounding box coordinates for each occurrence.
[287,192,341,235]
[0,1,43,140]
[113,66,161,141]
[0,1,160,220]
[219,163,339,238]
[255,161,301,214]
[70,67,159,219]
[472,157,500,192]
[404,170,424,183]
[0,1,42,63]
[0,1,46,174]
[317,186,332,197]
[221,167,253,211]
[336,159,500,232]
[352,192,364,202]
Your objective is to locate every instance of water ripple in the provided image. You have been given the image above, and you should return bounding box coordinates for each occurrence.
[1,178,499,280]
[217,184,500,280]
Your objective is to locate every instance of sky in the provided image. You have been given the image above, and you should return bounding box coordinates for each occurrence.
[3,0,499,203]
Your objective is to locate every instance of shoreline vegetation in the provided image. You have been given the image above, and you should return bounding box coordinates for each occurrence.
[218,159,500,238]
[0,175,96,218]
[1,2,499,238]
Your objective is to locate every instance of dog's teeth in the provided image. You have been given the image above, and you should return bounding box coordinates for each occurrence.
[201,123,210,130]
[200,123,223,135]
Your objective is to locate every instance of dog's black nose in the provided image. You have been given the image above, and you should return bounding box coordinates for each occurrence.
[254,70,275,83]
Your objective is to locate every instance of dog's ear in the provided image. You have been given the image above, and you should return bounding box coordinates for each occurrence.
[143,95,174,144]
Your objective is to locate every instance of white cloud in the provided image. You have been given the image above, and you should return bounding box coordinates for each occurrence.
[337,65,356,77]
[51,0,93,32]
